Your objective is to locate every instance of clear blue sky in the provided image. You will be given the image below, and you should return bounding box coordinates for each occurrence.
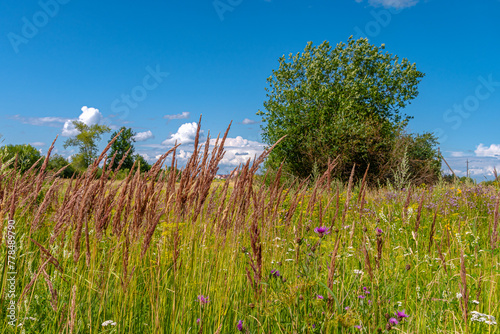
[1,0,499,177]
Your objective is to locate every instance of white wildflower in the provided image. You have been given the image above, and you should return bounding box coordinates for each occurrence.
[470,311,496,325]
[354,269,363,275]
[456,293,462,299]
[102,320,117,326]
[471,300,480,304]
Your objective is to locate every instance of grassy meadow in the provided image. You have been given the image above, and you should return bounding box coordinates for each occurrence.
[0,132,499,333]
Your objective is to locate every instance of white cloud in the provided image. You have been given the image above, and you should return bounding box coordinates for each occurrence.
[209,136,266,169]
[133,130,154,142]
[162,122,202,145]
[138,153,152,161]
[362,0,419,8]
[242,118,258,125]
[10,115,69,127]
[445,154,499,180]
[62,106,104,137]
[475,144,500,158]
[30,142,45,147]
[468,166,496,176]
[212,136,265,149]
[450,151,465,157]
[163,112,190,120]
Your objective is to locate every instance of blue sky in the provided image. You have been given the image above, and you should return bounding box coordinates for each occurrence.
[1,0,499,177]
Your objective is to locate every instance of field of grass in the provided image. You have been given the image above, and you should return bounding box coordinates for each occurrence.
[0,134,499,333]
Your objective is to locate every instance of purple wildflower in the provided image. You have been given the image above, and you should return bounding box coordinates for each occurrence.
[237,320,243,331]
[314,226,330,237]
[355,325,362,329]
[270,269,281,278]
[396,310,409,319]
[363,287,370,294]
[344,306,350,310]
[389,317,399,325]
[358,295,365,299]
[317,295,324,300]
[376,228,383,234]
[196,318,201,324]
[197,295,209,304]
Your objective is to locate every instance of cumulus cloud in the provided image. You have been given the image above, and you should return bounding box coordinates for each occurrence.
[242,118,258,125]
[475,144,500,158]
[359,0,419,8]
[163,112,190,121]
[138,153,153,162]
[30,142,45,147]
[212,136,265,149]
[133,130,154,142]
[162,122,202,145]
[468,166,496,176]
[62,106,104,137]
[207,136,266,170]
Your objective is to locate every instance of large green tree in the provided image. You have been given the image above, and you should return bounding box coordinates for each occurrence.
[0,144,42,173]
[107,127,136,170]
[258,37,427,180]
[63,121,111,169]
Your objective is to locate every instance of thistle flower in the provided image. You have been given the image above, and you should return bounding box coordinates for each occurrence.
[317,295,324,300]
[270,269,280,278]
[388,317,399,325]
[396,310,409,319]
[237,320,243,331]
[376,228,383,234]
[314,226,330,237]
[198,295,209,304]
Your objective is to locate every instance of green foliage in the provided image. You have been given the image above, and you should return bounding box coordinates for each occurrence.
[47,154,77,178]
[63,121,111,169]
[406,132,441,182]
[258,37,426,181]
[133,154,151,173]
[114,168,130,180]
[389,131,442,186]
[392,147,410,190]
[108,127,136,170]
[0,144,42,173]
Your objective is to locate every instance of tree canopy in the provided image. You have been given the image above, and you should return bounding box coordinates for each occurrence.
[258,37,439,183]
[0,144,42,173]
[107,127,136,170]
[63,121,111,169]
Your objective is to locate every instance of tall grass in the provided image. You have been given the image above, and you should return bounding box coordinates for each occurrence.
[0,122,499,333]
